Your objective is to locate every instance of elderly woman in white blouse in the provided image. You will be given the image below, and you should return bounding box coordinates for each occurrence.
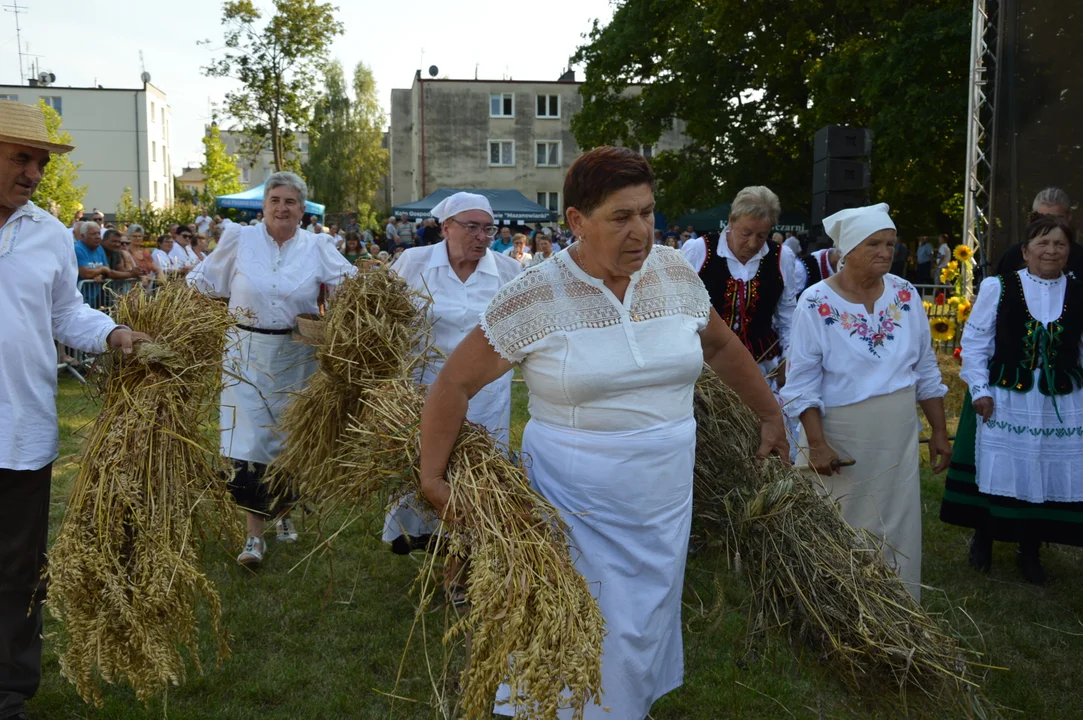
[381,192,523,566]
[420,148,788,718]
[781,204,950,600]
[188,172,357,568]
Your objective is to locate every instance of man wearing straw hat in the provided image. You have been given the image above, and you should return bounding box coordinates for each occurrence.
[0,100,146,720]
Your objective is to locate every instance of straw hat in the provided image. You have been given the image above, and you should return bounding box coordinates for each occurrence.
[0,100,75,153]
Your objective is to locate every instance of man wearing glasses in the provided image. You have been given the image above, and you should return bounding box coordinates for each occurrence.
[168,225,200,271]
[382,191,522,559]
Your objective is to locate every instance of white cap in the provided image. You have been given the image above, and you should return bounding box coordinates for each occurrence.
[823,203,896,259]
[430,191,494,223]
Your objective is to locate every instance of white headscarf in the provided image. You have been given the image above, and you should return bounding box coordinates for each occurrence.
[823,203,896,259]
[430,191,494,223]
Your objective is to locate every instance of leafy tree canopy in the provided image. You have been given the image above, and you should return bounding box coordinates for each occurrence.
[202,0,344,172]
[31,101,86,223]
[201,123,245,199]
[571,0,970,234]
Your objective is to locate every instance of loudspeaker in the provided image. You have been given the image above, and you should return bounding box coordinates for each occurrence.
[988,0,1083,265]
[814,126,873,160]
[812,158,871,195]
[812,192,868,222]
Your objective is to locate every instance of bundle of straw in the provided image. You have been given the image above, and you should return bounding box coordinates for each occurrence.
[48,283,238,706]
[268,267,432,507]
[692,372,984,707]
[338,380,604,719]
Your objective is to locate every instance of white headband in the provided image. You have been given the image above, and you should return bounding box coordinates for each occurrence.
[430,191,494,223]
[823,203,896,259]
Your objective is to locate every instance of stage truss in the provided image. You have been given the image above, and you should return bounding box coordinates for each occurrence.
[961,0,1000,293]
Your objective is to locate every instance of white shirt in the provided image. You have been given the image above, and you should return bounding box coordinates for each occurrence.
[385,223,397,240]
[1,201,117,470]
[681,229,800,357]
[151,248,173,270]
[961,271,1079,401]
[187,222,357,329]
[794,248,837,291]
[502,247,533,266]
[169,241,200,268]
[783,236,802,257]
[781,274,946,418]
[482,245,710,431]
[195,214,212,234]
[391,241,522,444]
[529,251,556,266]
[937,243,951,268]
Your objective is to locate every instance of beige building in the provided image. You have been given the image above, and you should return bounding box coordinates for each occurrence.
[389,70,690,215]
[0,76,173,215]
[214,126,310,187]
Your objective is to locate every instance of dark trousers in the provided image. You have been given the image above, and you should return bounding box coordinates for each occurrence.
[917,261,932,284]
[0,464,51,719]
[226,460,295,518]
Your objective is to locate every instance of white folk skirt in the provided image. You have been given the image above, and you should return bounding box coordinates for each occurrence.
[219,329,316,465]
[975,377,1083,503]
[494,415,696,719]
[797,386,923,600]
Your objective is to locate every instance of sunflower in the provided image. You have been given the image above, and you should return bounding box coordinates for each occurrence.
[939,267,957,284]
[948,296,961,308]
[954,244,974,263]
[923,300,933,314]
[957,301,973,323]
[930,316,957,342]
[947,260,959,271]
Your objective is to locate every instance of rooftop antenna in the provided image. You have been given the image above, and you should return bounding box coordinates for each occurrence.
[2,0,27,83]
[474,62,479,80]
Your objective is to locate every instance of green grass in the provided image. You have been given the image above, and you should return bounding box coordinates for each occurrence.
[30,375,1083,719]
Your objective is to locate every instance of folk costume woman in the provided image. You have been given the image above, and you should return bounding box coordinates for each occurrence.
[940,214,1083,584]
[188,172,357,567]
[781,204,950,600]
[381,192,523,558]
[418,148,789,718]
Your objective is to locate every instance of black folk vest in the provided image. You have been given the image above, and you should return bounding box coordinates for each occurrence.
[699,235,785,361]
[988,271,1083,395]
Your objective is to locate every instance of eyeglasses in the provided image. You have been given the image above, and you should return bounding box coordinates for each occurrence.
[181,234,193,239]
[119,241,131,246]
[449,219,498,238]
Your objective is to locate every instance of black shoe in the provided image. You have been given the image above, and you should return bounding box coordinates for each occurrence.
[968,530,992,572]
[1017,544,1047,585]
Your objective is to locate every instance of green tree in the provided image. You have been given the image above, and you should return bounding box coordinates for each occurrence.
[202,0,344,172]
[31,100,86,222]
[201,124,245,199]
[571,0,970,234]
[303,60,389,214]
[116,188,200,241]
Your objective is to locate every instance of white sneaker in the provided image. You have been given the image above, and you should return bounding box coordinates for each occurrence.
[237,536,264,567]
[275,518,298,544]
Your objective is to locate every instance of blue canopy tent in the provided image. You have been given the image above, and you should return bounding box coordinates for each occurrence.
[215,184,326,216]
[392,188,554,223]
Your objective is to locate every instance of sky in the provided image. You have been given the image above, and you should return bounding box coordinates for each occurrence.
[0,0,616,172]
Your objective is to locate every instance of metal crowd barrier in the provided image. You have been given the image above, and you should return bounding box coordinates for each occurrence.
[57,278,157,383]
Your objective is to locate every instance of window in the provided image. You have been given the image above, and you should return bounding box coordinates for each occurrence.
[488,140,514,167]
[535,141,561,167]
[42,96,62,116]
[299,139,309,153]
[162,108,166,138]
[151,101,156,120]
[153,181,158,202]
[151,141,157,162]
[536,94,560,118]
[489,93,514,118]
[242,167,250,183]
[638,144,653,159]
[537,192,560,213]
[0,93,18,101]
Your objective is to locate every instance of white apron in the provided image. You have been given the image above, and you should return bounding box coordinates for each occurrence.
[494,415,696,719]
[219,328,316,465]
[381,372,512,543]
[796,386,922,600]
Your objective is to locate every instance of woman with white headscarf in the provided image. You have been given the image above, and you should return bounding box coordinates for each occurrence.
[381,192,523,573]
[780,204,951,600]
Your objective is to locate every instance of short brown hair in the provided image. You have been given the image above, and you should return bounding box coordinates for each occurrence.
[563,146,655,223]
[1024,213,1074,248]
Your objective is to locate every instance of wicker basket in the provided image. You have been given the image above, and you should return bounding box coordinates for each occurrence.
[295,313,325,346]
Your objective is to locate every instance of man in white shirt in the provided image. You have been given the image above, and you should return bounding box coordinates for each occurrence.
[168,225,200,271]
[0,100,146,720]
[384,216,398,244]
[194,210,212,234]
[936,234,951,272]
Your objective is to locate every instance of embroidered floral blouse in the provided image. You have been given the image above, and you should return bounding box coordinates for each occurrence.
[780,273,946,418]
